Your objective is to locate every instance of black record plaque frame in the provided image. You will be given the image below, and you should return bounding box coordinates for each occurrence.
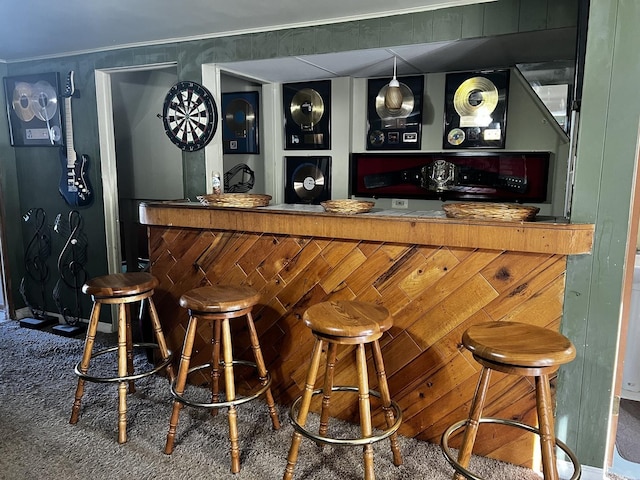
[283,80,331,150]
[366,75,423,150]
[443,69,509,150]
[285,156,331,204]
[222,91,259,154]
[3,72,64,147]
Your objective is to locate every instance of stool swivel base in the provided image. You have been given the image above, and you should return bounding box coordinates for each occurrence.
[69,272,174,444]
[440,321,581,480]
[284,301,403,480]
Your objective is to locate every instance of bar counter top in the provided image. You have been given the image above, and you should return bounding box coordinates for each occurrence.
[139,201,594,255]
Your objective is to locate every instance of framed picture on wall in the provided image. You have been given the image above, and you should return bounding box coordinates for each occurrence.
[221,91,259,154]
[3,72,64,147]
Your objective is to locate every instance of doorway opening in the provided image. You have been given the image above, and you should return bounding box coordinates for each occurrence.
[95,62,180,327]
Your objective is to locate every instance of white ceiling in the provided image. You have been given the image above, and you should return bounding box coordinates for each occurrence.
[219,29,576,83]
[1,0,576,87]
[1,0,493,63]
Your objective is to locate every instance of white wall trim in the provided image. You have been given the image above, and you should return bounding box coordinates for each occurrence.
[95,62,178,328]
[559,459,606,480]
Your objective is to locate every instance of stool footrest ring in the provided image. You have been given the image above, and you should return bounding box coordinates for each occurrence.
[74,343,173,383]
[170,359,272,409]
[441,417,581,480]
[289,385,402,446]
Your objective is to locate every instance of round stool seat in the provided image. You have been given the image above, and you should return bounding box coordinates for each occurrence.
[82,272,158,298]
[303,301,392,339]
[463,321,576,368]
[179,285,260,313]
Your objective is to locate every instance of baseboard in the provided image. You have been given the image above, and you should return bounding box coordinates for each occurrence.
[559,459,605,479]
[14,307,112,333]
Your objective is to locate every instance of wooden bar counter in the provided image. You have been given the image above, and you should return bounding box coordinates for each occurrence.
[140,201,594,468]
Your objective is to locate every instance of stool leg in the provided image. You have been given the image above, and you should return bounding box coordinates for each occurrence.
[284,338,324,480]
[356,343,375,480]
[164,315,198,455]
[371,340,402,466]
[125,303,136,394]
[536,374,559,480]
[454,366,492,480]
[70,300,101,424]
[246,311,280,430]
[210,318,222,416]
[117,303,129,444]
[147,297,175,382]
[221,318,241,473]
[318,342,337,441]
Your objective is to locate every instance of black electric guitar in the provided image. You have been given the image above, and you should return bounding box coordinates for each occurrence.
[59,71,93,207]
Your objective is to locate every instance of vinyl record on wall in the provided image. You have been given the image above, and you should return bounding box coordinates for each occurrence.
[3,72,64,147]
[283,80,331,150]
[222,91,259,154]
[443,69,509,149]
[284,156,331,204]
[366,75,423,150]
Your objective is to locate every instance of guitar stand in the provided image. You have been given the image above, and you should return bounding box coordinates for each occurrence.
[52,211,89,337]
[19,208,58,330]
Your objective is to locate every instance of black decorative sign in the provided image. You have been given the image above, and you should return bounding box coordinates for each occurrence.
[3,72,64,147]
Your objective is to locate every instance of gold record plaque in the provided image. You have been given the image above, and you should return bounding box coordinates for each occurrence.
[443,69,509,149]
[283,80,331,150]
[3,72,64,147]
[284,156,331,204]
[366,75,423,150]
[222,91,259,154]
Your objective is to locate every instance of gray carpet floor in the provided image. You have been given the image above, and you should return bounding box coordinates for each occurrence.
[617,399,640,464]
[0,320,621,479]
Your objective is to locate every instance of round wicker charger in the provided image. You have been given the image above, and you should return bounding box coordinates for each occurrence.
[321,200,375,214]
[197,193,272,208]
[443,202,539,222]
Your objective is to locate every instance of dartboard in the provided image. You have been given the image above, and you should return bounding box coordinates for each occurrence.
[162,81,218,151]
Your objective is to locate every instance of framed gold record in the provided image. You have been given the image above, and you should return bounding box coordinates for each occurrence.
[285,156,331,204]
[283,80,331,150]
[443,69,509,149]
[222,91,259,154]
[366,75,423,150]
[3,72,64,147]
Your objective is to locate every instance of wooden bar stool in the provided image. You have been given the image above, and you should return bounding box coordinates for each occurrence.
[284,301,402,480]
[441,321,581,480]
[69,272,174,444]
[164,285,280,473]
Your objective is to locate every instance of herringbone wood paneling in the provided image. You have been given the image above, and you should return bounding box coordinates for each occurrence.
[148,225,567,469]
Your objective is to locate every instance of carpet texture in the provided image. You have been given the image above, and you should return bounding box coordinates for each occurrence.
[617,398,640,464]
[0,321,620,479]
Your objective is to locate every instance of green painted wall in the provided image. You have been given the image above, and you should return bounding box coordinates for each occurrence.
[4,0,631,471]
[558,0,640,468]
[0,61,22,314]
